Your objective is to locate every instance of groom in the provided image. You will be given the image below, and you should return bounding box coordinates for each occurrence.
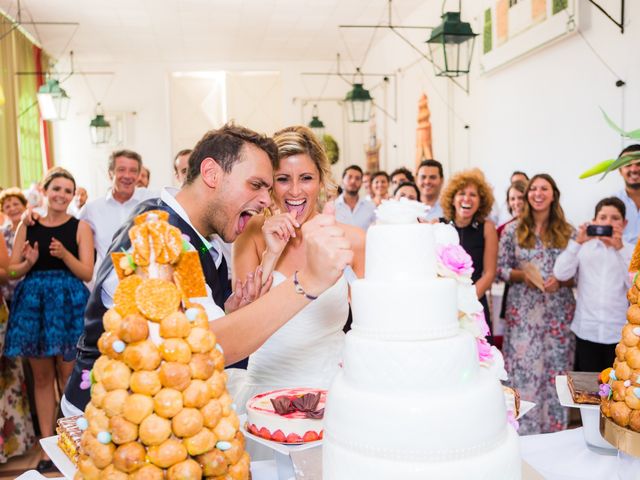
[62,123,353,414]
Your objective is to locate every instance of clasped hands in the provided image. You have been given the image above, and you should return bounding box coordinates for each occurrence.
[21,237,69,267]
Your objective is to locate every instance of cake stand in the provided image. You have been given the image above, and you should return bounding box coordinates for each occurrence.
[239,415,321,480]
[556,374,616,454]
[600,414,640,479]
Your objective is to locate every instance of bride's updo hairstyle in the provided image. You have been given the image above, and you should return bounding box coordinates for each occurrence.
[272,126,338,210]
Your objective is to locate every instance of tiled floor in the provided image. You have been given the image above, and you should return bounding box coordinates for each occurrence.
[0,445,62,479]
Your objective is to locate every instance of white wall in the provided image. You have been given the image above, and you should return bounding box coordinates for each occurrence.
[357,0,640,225]
[52,58,372,199]
[53,1,640,226]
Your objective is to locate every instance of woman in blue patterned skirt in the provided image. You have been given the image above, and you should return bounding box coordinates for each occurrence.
[5,168,94,470]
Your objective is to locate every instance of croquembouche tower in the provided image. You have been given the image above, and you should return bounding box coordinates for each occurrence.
[600,241,640,456]
[72,210,249,479]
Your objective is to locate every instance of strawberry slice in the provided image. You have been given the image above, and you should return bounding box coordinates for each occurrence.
[271,430,286,442]
[286,433,302,443]
[259,427,271,439]
[303,431,319,442]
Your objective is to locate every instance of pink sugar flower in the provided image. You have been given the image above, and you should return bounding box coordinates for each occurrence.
[477,338,493,363]
[437,244,474,278]
[474,311,490,338]
[80,369,92,390]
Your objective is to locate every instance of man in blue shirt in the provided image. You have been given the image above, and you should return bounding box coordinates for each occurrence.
[614,144,640,245]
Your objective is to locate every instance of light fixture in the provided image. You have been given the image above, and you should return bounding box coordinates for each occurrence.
[37,79,70,121]
[338,0,475,92]
[344,69,373,123]
[89,103,112,145]
[426,8,478,78]
[308,105,326,138]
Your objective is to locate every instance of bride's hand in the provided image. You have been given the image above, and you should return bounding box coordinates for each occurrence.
[225,266,274,313]
[262,211,300,255]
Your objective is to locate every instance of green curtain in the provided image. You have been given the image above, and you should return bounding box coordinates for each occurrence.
[0,14,20,189]
[0,11,53,190]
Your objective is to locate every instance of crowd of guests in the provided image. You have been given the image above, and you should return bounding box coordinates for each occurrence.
[0,134,639,471]
[334,144,640,434]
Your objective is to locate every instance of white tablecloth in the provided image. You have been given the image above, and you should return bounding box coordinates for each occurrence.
[520,427,617,480]
[18,429,618,480]
[250,429,617,480]
[15,461,279,480]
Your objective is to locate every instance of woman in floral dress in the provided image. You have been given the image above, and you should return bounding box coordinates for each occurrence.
[0,191,36,462]
[497,174,576,434]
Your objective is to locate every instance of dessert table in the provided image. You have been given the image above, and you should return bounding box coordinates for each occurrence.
[18,432,612,480]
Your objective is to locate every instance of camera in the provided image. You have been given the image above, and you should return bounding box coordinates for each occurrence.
[586,224,613,237]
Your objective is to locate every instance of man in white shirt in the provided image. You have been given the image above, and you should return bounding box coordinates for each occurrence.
[614,144,640,245]
[335,165,376,231]
[553,197,633,372]
[80,150,156,266]
[416,159,444,221]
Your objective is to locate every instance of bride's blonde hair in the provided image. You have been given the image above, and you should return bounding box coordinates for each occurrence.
[271,126,337,212]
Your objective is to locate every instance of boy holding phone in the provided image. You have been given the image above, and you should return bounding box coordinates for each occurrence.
[553,197,634,372]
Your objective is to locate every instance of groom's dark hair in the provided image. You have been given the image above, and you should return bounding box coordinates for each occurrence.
[185,123,278,184]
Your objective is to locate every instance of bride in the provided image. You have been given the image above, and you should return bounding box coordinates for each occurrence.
[231,125,365,411]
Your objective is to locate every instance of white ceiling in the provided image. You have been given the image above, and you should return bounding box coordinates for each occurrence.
[0,0,428,65]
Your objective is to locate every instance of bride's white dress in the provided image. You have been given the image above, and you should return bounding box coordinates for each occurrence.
[227,271,348,414]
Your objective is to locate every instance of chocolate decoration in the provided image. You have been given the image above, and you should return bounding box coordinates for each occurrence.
[270,396,295,415]
[305,408,324,419]
[270,393,324,418]
[292,393,320,412]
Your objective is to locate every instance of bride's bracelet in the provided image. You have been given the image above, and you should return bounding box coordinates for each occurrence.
[293,271,318,301]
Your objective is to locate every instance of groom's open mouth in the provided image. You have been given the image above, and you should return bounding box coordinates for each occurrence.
[284,198,307,220]
[237,209,259,234]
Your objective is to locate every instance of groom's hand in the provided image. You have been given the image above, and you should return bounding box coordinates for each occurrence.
[297,202,353,297]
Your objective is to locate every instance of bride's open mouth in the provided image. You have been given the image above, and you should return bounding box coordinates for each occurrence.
[284,198,307,220]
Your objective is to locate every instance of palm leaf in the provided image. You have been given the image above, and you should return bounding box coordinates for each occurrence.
[600,152,640,179]
[601,107,626,135]
[579,159,615,179]
[600,107,640,139]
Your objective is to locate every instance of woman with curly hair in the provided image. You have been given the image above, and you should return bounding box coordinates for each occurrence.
[497,173,575,434]
[440,169,498,336]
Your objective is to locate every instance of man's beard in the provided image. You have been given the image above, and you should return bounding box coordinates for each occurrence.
[627,181,640,190]
[345,187,359,196]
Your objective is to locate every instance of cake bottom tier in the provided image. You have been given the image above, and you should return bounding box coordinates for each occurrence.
[323,426,521,480]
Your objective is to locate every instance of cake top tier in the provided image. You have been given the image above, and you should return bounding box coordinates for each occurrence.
[365,200,460,282]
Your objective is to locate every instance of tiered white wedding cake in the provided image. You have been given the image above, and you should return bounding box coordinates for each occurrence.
[323,201,521,479]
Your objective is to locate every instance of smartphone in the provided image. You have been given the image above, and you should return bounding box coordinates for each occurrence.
[586,224,613,237]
